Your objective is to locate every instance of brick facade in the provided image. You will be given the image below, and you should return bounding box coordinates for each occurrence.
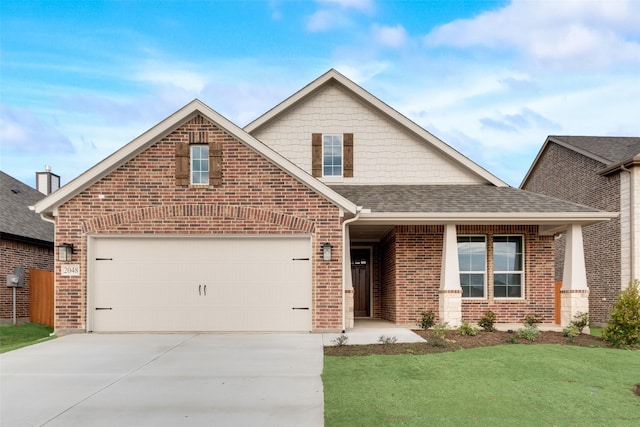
[522,143,621,324]
[375,224,555,325]
[0,239,54,321]
[53,115,344,332]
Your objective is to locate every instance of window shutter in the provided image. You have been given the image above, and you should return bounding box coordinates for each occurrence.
[209,141,222,186]
[312,133,322,177]
[175,142,190,186]
[343,133,353,178]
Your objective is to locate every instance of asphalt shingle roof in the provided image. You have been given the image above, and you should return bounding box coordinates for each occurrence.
[551,136,640,164]
[329,184,603,214]
[0,171,54,243]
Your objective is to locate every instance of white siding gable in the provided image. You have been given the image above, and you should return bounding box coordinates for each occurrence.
[250,83,485,185]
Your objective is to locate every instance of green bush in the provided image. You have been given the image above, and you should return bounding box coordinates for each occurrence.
[433,322,449,338]
[570,312,589,333]
[477,311,496,332]
[417,310,436,330]
[523,313,543,327]
[517,325,540,341]
[458,321,479,336]
[331,334,349,346]
[562,325,580,343]
[602,281,640,348]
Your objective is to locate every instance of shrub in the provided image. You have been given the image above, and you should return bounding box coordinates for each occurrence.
[602,281,640,348]
[458,321,479,336]
[378,335,398,345]
[571,312,589,333]
[417,310,436,330]
[331,334,349,346]
[523,313,543,327]
[433,322,449,339]
[478,311,496,332]
[562,325,580,343]
[517,325,540,341]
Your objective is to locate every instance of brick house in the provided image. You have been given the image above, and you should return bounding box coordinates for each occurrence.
[34,70,615,334]
[1,170,55,323]
[521,136,640,325]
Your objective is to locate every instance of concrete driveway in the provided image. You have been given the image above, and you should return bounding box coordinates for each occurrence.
[0,333,324,427]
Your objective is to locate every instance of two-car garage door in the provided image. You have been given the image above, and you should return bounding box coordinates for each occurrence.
[88,236,311,332]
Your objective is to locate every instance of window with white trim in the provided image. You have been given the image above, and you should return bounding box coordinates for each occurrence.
[323,134,343,177]
[457,235,486,298]
[493,235,524,298]
[190,145,209,184]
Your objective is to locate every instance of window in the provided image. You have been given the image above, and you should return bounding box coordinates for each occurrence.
[190,145,209,184]
[323,134,343,177]
[493,236,524,298]
[457,236,486,298]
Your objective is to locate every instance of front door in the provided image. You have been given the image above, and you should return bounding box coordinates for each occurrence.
[351,249,371,317]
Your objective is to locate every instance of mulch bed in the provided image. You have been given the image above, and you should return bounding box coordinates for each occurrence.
[324,329,611,356]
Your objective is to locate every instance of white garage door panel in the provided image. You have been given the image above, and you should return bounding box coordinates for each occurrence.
[90,236,311,332]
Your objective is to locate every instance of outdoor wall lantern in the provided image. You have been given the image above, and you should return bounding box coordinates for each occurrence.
[57,243,74,262]
[322,242,333,262]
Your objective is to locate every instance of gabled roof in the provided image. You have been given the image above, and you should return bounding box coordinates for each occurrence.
[244,69,508,188]
[331,184,617,234]
[33,100,357,216]
[521,135,640,186]
[0,171,53,245]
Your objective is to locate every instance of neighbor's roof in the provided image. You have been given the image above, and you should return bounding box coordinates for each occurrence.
[33,99,358,216]
[330,184,617,231]
[244,69,508,188]
[522,135,640,186]
[0,171,54,244]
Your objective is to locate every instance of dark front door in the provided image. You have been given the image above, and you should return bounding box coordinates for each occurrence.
[351,249,370,317]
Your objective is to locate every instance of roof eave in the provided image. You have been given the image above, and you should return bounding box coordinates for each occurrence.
[355,211,618,227]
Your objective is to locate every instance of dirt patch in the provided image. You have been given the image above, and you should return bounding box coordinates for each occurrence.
[634,384,640,397]
[324,329,611,356]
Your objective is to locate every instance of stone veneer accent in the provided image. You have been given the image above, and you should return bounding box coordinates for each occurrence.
[53,115,344,332]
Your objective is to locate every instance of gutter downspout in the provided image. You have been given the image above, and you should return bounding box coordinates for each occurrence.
[342,207,362,332]
[621,165,634,282]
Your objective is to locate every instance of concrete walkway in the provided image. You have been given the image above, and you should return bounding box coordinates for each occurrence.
[323,319,427,346]
[0,333,324,427]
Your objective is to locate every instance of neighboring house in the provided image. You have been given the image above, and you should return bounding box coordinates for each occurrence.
[1,170,56,323]
[34,70,615,334]
[521,136,640,325]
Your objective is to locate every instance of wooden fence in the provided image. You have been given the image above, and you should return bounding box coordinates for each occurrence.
[29,268,54,326]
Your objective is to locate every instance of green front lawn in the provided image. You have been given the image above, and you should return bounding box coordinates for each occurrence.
[323,345,640,426]
[0,322,55,353]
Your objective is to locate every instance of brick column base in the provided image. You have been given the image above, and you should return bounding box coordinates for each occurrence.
[344,289,354,330]
[439,289,462,327]
[560,289,589,327]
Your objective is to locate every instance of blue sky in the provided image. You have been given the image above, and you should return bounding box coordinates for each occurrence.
[1,0,639,188]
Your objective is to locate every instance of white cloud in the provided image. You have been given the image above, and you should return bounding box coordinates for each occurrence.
[133,63,208,94]
[316,0,374,12]
[306,10,340,32]
[424,0,640,70]
[372,24,408,48]
[0,105,75,154]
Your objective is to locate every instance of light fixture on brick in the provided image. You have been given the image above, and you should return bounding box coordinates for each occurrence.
[57,243,74,262]
[322,242,333,261]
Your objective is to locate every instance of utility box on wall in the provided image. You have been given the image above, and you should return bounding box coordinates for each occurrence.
[6,268,25,287]
[6,275,20,287]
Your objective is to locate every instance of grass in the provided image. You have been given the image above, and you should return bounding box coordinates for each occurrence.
[323,345,640,426]
[0,322,55,353]
[590,326,603,337]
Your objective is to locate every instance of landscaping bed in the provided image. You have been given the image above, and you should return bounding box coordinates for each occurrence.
[325,329,610,356]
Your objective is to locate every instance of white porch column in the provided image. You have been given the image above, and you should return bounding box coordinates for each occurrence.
[561,224,590,327]
[440,223,462,327]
